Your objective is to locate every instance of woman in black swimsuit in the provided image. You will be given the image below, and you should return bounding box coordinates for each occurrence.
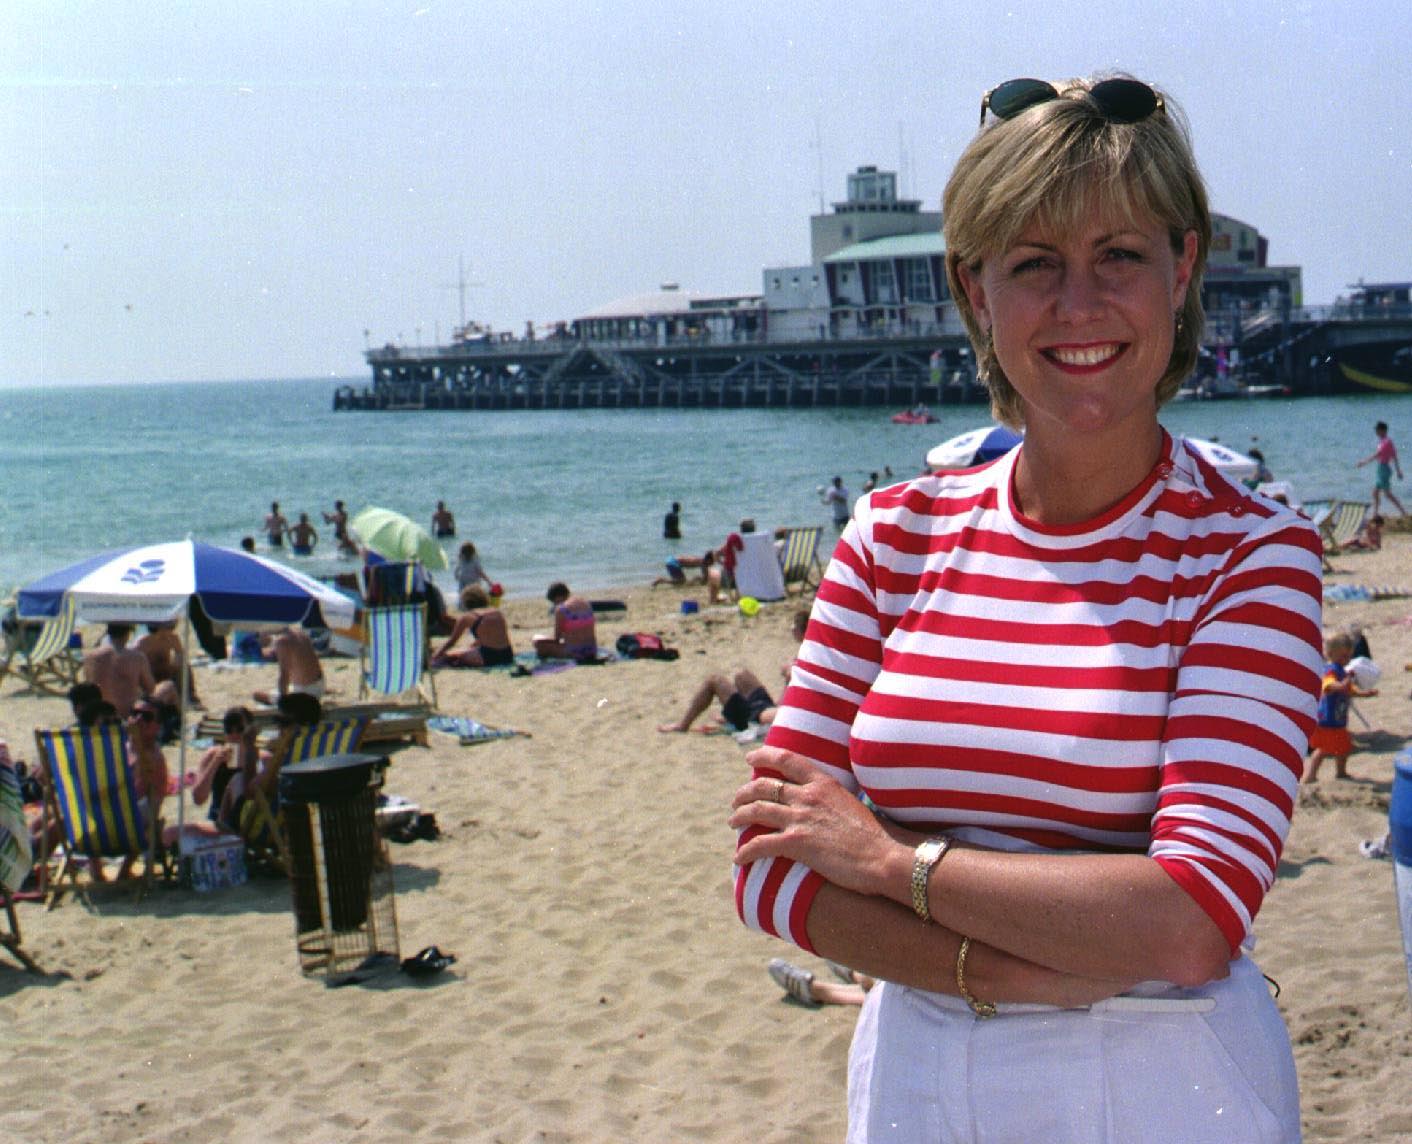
[431,585,515,667]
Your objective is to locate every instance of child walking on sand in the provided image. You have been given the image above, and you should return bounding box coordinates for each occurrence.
[1305,630,1378,781]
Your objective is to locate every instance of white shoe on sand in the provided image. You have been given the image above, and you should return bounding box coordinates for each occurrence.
[768,958,818,1006]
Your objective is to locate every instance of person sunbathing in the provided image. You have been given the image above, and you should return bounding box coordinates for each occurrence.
[253,626,325,705]
[191,707,273,833]
[532,582,598,662]
[652,550,718,589]
[658,610,809,733]
[1345,514,1384,551]
[432,586,515,668]
[767,957,874,1008]
[657,667,780,734]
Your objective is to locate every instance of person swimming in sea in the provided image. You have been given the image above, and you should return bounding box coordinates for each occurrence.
[263,501,288,548]
[431,500,456,538]
[289,513,318,556]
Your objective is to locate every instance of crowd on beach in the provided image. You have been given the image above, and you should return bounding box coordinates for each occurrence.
[13,74,1412,1141]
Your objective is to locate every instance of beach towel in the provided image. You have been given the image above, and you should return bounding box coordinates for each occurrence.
[0,743,32,894]
[426,715,528,746]
[1324,583,1412,604]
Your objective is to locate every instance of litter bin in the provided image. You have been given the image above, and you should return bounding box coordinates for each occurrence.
[280,752,400,978]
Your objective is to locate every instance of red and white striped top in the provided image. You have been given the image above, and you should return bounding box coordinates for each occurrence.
[736,433,1324,956]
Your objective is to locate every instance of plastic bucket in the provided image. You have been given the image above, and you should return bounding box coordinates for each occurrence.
[1390,752,1412,1002]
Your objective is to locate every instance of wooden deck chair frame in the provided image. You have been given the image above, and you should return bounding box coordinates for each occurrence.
[358,602,437,708]
[778,526,826,596]
[33,724,157,910]
[2,886,39,971]
[0,751,39,969]
[240,716,369,876]
[0,596,82,698]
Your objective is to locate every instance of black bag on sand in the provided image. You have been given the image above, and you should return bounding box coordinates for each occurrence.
[615,632,680,661]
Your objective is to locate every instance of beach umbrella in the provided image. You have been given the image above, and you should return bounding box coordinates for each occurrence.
[349,506,449,571]
[926,424,1024,470]
[15,540,355,629]
[15,540,358,836]
[1181,437,1259,480]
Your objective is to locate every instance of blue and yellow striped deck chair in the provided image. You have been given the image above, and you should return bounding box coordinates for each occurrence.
[0,595,82,698]
[778,526,826,596]
[242,716,370,874]
[34,724,156,908]
[358,603,437,707]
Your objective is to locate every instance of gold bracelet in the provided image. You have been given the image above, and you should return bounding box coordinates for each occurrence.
[955,936,997,1019]
[910,835,952,923]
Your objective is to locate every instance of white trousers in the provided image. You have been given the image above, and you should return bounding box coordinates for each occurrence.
[847,954,1299,1143]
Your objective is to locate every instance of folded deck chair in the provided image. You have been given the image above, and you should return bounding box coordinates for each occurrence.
[33,724,156,909]
[0,596,82,698]
[778,526,826,596]
[241,716,370,875]
[358,603,437,708]
[1322,500,1370,555]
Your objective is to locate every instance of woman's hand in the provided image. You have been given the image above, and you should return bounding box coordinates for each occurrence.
[730,746,910,902]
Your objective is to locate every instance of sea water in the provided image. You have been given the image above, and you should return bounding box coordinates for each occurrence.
[0,377,1402,600]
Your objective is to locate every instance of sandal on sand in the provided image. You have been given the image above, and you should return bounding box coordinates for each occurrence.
[824,959,856,985]
[768,957,818,1006]
[1359,836,1391,860]
[401,946,456,977]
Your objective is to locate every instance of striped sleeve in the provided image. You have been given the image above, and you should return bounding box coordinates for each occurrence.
[734,505,883,952]
[1150,516,1324,951]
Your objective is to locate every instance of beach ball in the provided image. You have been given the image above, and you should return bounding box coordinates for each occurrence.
[738,596,760,617]
[1349,656,1381,691]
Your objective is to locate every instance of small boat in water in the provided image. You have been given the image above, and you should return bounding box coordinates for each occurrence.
[891,406,937,425]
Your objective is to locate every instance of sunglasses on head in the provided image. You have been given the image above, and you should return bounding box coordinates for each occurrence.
[980,77,1164,128]
[131,709,158,723]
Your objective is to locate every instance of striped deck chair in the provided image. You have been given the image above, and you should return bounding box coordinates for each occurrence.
[241,716,369,874]
[1322,500,1370,555]
[0,595,82,698]
[358,603,436,707]
[778,526,826,596]
[1299,498,1334,530]
[1,750,38,970]
[33,724,156,909]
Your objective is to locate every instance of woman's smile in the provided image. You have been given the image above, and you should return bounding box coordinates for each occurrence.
[1042,341,1127,371]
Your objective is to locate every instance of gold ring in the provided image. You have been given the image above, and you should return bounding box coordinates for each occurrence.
[774,780,786,803]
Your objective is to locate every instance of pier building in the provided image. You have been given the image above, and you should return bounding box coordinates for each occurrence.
[337,168,1412,411]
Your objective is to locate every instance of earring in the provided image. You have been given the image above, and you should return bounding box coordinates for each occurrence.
[1174,310,1185,336]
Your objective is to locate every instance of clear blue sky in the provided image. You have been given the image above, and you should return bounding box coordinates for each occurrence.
[3,0,1407,386]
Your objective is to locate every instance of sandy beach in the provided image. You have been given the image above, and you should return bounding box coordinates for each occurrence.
[3,545,1412,1144]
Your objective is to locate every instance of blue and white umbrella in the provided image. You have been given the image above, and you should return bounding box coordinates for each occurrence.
[17,540,357,835]
[926,424,1024,470]
[1180,437,1259,481]
[16,540,355,629]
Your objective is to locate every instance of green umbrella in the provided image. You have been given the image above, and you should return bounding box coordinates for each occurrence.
[348,506,449,570]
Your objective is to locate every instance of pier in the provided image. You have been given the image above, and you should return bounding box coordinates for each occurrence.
[336,326,984,412]
[336,166,1412,412]
[335,302,1412,412]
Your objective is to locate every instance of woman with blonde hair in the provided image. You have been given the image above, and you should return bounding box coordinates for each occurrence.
[730,76,1322,1141]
